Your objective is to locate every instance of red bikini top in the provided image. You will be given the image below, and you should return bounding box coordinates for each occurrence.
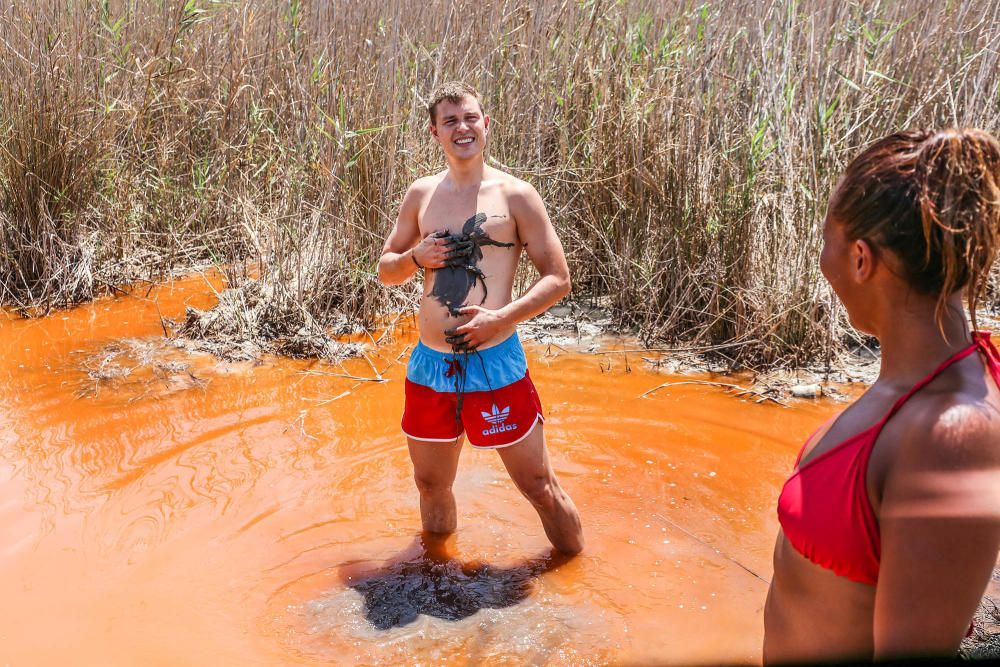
[777,332,1000,585]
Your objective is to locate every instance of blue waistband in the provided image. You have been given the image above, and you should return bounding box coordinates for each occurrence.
[406,333,527,393]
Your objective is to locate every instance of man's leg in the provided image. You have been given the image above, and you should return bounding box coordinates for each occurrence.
[496,424,584,555]
[407,436,464,534]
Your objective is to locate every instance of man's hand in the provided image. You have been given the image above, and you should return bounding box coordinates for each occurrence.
[444,305,508,351]
[413,231,474,269]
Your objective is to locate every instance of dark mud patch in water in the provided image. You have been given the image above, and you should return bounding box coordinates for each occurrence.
[280,534,614,665]
[341,535,572,630]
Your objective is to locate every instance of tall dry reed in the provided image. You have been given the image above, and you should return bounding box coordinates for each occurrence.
[1,0,998,365]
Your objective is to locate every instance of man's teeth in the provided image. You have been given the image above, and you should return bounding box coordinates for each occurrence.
[455,137,474,145]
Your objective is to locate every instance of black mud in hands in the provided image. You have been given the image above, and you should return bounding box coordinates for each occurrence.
[429,213,514,319]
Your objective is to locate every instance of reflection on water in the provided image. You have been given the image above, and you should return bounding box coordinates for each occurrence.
[344,534,570,630]
[0,277,843,665]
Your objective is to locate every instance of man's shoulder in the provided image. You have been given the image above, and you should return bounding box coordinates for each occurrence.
[486,168,538,200]
[408,171,447,195]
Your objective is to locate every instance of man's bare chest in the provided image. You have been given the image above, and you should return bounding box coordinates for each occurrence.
[417,196,519,317]
[418,197,517,246]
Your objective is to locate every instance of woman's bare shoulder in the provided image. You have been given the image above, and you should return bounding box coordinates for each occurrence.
[898,386,1000,468]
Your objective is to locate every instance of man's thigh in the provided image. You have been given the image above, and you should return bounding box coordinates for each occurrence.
[407,436,464,486]
[495,423,552,488]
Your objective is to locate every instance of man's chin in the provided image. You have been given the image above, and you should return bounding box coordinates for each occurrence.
[446,149,484,162]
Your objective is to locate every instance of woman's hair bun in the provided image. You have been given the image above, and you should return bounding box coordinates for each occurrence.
[831,128,1000,329]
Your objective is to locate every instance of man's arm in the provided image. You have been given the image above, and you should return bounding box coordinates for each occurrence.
[449,181,570,348]
[873,402,1000,659]
[378,181,455,285]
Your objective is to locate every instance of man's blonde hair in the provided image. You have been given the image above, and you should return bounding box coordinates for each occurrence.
[427,81,483,124]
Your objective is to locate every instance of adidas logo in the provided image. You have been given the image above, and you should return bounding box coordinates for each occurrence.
[481,403,518,436]
[481,404,510,425]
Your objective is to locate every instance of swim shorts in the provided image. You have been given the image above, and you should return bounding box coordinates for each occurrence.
[402,333,544,448]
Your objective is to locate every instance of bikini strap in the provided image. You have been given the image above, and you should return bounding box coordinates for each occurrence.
[973,331,1000,386]
[877,339,983,427]
[792,335,994,471]
[794,421,830,466]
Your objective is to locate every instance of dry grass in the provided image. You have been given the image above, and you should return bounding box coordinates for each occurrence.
[2,1,999,366]
[962,590,1000,659]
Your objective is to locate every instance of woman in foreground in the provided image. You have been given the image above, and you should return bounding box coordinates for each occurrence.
[765,128,1000,663]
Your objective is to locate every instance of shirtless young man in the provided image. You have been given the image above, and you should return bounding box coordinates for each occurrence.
[377,82,584,555]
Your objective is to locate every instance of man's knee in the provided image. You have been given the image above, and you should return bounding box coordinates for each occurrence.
[518,474,558,510]
[414,472,453,497]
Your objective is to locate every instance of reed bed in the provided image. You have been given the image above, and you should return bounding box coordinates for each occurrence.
[1,0,998,366]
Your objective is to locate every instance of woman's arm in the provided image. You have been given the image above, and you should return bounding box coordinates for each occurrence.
[874,401,1000,659]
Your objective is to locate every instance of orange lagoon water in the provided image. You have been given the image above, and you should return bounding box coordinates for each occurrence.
[0,277,842,666]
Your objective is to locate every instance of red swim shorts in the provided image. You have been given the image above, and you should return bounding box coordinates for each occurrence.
[402,372,544,448]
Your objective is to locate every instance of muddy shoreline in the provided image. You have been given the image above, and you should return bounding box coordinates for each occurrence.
[518,301,883,402]
[169,288,884,402]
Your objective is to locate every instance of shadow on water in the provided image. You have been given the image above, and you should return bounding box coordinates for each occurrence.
[340,533,574,630]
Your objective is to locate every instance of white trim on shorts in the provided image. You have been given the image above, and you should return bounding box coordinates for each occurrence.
[402,429,464,443]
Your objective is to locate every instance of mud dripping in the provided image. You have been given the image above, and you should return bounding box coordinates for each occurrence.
[0,277,840,666]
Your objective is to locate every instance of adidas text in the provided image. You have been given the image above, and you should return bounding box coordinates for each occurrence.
[482,422,518,436]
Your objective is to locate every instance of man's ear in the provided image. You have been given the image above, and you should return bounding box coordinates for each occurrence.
[483,114,490,132]
[429,122,440,143]
[854,238,878,283]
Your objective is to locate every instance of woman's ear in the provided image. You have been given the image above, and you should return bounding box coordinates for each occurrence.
[854,238,878,283]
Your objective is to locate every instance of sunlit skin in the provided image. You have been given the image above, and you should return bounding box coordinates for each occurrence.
[763,212,1000,663]
[377,93,584,555]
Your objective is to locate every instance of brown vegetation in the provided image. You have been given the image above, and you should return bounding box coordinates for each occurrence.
[1,1,998,366]
[962,587,1000,659]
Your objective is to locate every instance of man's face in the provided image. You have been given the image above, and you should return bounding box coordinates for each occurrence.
[430,95,489,161]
